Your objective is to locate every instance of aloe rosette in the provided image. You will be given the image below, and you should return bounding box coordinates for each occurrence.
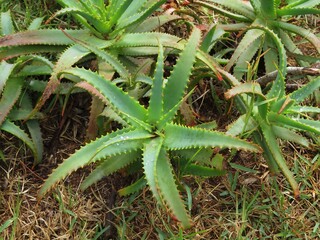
[193,0,320,79]
[38,28,261,228]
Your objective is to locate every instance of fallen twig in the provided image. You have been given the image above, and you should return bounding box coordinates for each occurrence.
[257,66,320,86]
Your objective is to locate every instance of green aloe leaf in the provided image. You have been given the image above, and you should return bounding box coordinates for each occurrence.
[0,120,38,163]
[290,76,320,103]
[0,61,15,92]
[259,120,299,197]
[155,148,192,228]
[39,128,151,197]
[163,27,201,113]
[184,164,226,177]
[81,150,141,190]
[148,44,164,124]
[225,28,264,71]
[118,177,147,196]
[268,112,320,134]
[60,68,148,126]
[164,123,261,152]
[0,10,14,35]
[0,29,95,47]
[0,77,23,125]
[142,137,164,204]
[272,125,310,147]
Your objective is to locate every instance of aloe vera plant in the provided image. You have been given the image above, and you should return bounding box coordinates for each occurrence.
[0,0,183,115]
[0,11,49,164]
[221,25,320,198]
[193,0,320,79]
[38,28,261,228]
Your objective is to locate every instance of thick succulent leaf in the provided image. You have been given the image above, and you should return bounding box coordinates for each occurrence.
[259,120,299,197]
[0,45,64,61]
[200,24,226,53]
[142,137,164,204]
[94,129,152,158]
[111,32,222,79]
[163,123,261,152]
[0,120,38,163]
[195,0,255,20]
[224,82,265,100]
[225,28,264,71]
[290,0,320,8]
[287,106,320,114]
[268,112,320,134]
[290,76,320,103]
[277,7,320,16]
[233,36,261,79]
[114,0,166,34]
[155,147,192,228]
[112,32,181,49]
[0,77,23,125]
[272,125,309,147]
[163,27,200,113]
[193,1,252,22]
[27,17,44,30]
[148,44,164,124]
[118,177,147,196]
[278,21,320,53]
[60,68,149,127]
[249,25,287,100]
[60,31,130,78]
[0,29,95,47]
[184,164,226,177]
[0,61,15,93]
[132,15,181,33]
[26,120,43,165]
[0,11,14,36]
[173,148,215,166]
[263,34,279,73]
[39,128,150,197]
[226,114,258,136]
[8,109,44,121]
[295,119,320,132]
[260,0,277,19]
[81,150,141,190]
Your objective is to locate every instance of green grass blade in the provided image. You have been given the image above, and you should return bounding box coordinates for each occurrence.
[163,123,261,153]
[163,27,200,113]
